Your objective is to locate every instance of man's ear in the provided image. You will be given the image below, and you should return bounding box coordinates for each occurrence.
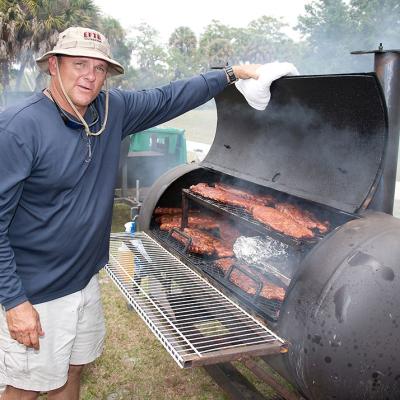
[48,56,58,77]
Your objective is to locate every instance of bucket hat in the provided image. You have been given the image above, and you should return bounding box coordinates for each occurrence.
[36,26,124,76]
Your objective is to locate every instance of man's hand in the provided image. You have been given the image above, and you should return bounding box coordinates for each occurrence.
[232,64,262,80]
[6,301,44,350]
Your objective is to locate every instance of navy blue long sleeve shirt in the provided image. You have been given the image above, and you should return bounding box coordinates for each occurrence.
[0,71,227,310]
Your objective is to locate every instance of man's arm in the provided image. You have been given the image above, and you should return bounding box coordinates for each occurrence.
[119,64,261,138]
[0,128,44,348]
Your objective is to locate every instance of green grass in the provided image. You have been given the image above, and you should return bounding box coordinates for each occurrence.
[161,107,217,145]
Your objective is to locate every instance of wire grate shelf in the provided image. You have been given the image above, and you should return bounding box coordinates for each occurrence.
[106,232,286,368]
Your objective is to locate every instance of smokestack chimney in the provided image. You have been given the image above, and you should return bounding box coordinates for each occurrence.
[352,45,400,214]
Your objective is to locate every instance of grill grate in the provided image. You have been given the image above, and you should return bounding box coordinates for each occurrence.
[152,227,284,321]
[106,232,286,368]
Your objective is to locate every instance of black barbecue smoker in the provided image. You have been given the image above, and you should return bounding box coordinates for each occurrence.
[108,47,400,400]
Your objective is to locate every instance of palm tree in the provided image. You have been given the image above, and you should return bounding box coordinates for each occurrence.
[20,0,100,90]
[0,1,28,90]
[167,26,198,79]
[100,16,133,87]
[169,26,197,56]
[1,0,100,91]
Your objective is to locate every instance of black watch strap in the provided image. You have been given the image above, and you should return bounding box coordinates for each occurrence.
[224,65,237,84]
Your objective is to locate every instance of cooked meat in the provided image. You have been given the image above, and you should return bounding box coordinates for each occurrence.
[214,183,275,206]
[252,205,314,239]
[154,207,183,215]
[159,214,219,230]
[190,183,314,239]
[189,229,234,257]
[186,215,220,230]
[252,269,286,301]
[230,269,258,296]
[159,220,181,231]
[275,203,329,234]
[304,210,330,234]
[171,228,233,257]
[259,281,286,302]
[214,258,285,302]
[190,183,254,211]
[172,228,215,255]
[257,193,277,206]
[213,241,234,258]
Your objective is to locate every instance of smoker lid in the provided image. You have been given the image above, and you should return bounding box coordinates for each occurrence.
[203,73,388,213]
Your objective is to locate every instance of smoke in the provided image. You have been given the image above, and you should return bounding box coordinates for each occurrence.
[295,2,400,75]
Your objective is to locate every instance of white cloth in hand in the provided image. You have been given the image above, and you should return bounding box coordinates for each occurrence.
[235,62,299,110]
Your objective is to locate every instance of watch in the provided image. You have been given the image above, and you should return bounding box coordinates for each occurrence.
[224,65,238,84]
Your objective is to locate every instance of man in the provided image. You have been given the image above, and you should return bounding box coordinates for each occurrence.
[0,27,260,399]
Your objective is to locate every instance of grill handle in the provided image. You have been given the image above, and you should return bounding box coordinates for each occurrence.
[226,264,263,298]
[168,227,193,254]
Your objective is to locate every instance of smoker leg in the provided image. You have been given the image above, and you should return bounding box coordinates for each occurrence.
[243,358,303,400]
[204,362,266,400]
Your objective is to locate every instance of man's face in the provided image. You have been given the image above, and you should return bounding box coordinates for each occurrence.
[49,56,108,112]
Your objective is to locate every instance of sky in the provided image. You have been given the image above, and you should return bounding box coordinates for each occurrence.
[94,0,311,42]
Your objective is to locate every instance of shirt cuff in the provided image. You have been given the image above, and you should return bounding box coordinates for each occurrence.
[2,294,29,311]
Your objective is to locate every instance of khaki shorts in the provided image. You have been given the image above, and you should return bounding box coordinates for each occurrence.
[0,274,106,392]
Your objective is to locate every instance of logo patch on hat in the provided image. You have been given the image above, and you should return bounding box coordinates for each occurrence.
[84,31,102,42]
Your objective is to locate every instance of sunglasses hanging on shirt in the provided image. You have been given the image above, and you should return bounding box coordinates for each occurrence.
[46,89,97,163]
[46,89,100,130]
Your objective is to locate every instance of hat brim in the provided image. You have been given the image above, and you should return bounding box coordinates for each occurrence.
[36,48,124,76]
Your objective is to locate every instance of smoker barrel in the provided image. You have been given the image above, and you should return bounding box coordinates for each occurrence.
[136,65,400,399]
[273,211,400,399]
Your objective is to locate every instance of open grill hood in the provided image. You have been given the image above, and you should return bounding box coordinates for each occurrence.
[123,58,400,400]
[203,74,388,213]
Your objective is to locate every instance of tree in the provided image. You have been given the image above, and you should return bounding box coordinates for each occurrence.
[199,20,235,68]
[130,22,168,89]
[0,1,29,90]
[169,26,197,56]
[99,16,133,88]
[349,0,400,49]
[30,0,100,90]
[296,0,354,73]
[235,16,297,64]
[167,26,199,79]
[0,0,101,91]
[295,0,400,74]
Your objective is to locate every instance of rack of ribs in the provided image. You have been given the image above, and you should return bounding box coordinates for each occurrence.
[214,182,276,206]
[159,214,219,231]
[190,183,254,211]
[214,258,285,302]
[171,228,234,257]
[252,205,314,239]
[275,203,329,233]
[154,207,183,215]
[172,228,215,255]
[190,183,314,239]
